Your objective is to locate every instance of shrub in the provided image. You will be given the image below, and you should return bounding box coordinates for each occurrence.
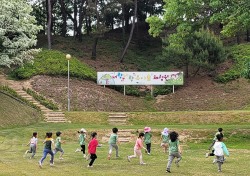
[10,49,97,80]
[24,88,59,110]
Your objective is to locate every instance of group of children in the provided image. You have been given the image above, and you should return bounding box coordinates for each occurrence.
[24,127,229,173]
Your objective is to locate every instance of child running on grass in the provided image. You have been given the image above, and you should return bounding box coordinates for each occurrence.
[213,134,229,172]
[144,127,152,155]
[39,132,54,168]
[75,128,87,158]
[161,128,169,153]
[166,131,182,173]
[108,127,119,160]
[25,132,38,159]
[127,132,147,165]
[53,131,64,160]
[87,132,99,167]
[206,128,224,158]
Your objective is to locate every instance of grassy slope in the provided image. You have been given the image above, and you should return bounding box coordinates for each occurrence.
[0,93,42,128]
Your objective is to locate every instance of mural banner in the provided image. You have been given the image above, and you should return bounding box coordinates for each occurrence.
[97,72,184,85]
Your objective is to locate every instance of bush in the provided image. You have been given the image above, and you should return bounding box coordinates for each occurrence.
[24,88,59,110]
[10,49,97,80]
[215,44,250,83]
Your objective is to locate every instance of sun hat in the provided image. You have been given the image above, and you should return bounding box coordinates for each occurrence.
[144,127,151,133]
[80,128,87,133]
[161,128,169,135]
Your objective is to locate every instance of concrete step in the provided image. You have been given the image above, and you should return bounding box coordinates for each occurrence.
[108,119,126,122]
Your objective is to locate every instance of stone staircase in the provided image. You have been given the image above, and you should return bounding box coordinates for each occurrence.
[108,112,128,125]
[0,74,68,123]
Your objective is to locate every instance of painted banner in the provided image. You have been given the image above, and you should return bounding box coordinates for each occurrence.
[97,72,184,85]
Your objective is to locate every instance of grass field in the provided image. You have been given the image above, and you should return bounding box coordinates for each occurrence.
[0,120,249,176]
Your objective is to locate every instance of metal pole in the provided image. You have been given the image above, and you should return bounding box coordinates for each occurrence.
[173,85,175,93]
[124,85,126,96]
[68,59,70,111]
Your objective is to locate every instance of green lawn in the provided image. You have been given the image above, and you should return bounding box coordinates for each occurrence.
[0,122,249,176]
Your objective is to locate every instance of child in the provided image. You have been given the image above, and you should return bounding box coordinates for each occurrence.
[87,132,99,167]
[144,127,152,155]
[166,131,182,173]
[127,132,147,165]
[25,132,38,159]
[75,128,87,158]
[161,128,169,153]
[213,134,229,172]
[108,127,119,160]
[206,128,224,158]
[39,132,54,168]
[53,131,64,160]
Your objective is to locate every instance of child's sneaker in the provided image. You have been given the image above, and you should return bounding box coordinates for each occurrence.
[140,162,146,165]
[205,153,209,158]
[38,161,42,168]
[175,160,179,167]
[218,170,221,172]
[83,154,86,158]
[127,156,131,162]
[50,163,54,167]
[75,148,81,152]
[212,158,217,164]
[166,170,171,173]
[87,165,93,168]
[59,157,64,160]
[108,155,111,160]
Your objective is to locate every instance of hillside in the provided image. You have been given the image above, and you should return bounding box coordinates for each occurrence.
[5,33,250,112]
[0,92,42,128]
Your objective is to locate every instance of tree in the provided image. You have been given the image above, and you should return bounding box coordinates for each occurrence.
[0,0,41,67]
[162,29,225,77]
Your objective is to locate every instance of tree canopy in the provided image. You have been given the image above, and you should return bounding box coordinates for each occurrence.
[0,0,41,67]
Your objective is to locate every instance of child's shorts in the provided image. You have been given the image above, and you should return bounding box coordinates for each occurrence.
[54,148,64,153]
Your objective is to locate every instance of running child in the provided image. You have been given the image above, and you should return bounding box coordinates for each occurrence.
[108,127,119,160]
[38,132,54,168]
[213,134,229,172]
[25,132,38,159]
[87,132,99,167]
[206,128,223,158]
[161,128,169,153]
[127,132,147,165]
[166,131,182,173]
[75,128,87,158]
[53,131,64,160]
[144,127,152,155]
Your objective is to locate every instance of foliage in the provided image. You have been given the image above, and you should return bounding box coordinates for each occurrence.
[215,44,250,83]
[10,49,97,80]
[24,88,59,110]
[0,85,39,110]
[0,0,42,67]
[163,29,225,76]
[210,0,250,37]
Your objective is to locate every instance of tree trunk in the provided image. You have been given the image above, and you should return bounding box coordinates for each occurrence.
[124,5,131,33]
[47,0,52,49]
[91,37,99,59]
[120,0,137,63]
[91,0,100,59]
[73,0,78,37]
[122,3,125,47]
[59,0,67,37]
[77,0,85,42]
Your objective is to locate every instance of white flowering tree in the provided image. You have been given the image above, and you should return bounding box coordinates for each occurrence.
[0,0,41,67]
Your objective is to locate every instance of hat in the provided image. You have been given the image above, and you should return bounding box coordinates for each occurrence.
[80,128,87,133]
[144,127,151,133]
[161,128,169,135]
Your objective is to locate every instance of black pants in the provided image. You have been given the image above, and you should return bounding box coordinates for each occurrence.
[89,154,97,166]
[80,145,85,154]
[146,143,151,153]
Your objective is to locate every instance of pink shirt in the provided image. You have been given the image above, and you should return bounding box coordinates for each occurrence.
[88,138,98,154]
[134,138,143,150]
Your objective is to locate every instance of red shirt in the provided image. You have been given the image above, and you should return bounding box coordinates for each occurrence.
[88,138,98,154]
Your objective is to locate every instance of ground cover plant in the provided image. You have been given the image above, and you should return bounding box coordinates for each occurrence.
[0,112,249,176]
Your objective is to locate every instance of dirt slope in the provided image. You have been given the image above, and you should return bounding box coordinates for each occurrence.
[30,74,250,112]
